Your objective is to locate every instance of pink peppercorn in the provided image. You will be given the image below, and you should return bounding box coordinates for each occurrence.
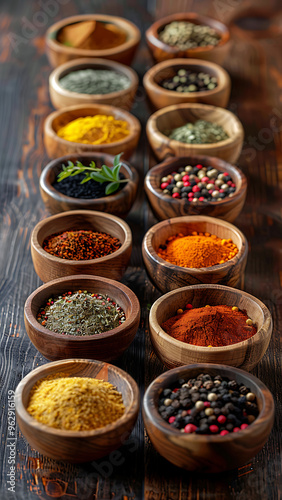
[161,182,169,189]
[209,425,219,433]
[219,189,224,193]
[231,183,236,188]
[199,197,205,201]
[185,303,193,309]
[233,427,241,433]
[217,415,227,424]
[227,181,232,186]
[208,179,215,184]
[220,430,229,436]
[182,175,189,181]
[202,176,209,183]
[172,193,180,198]
[204,402,211,407]
[209,189,213,194]
[240,423,249,430]
[192,186,200,193]
[184,424,197,433]
[223,172,229,176]
[168,416,176,424]
[196,164,203,169]
[183,181,190,187]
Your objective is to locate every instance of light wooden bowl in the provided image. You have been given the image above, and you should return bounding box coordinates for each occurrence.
[31,210,132,283]
[24,275,140,362]
[143,363,274,472]
[143,58,231,110]
[40,153,139,217]
[146,103,244,164]
[149,284,272,370]
[145,155,247,223]
[44,103,141,160]
[49,58,139,111]
[46,14,141,68]
[142,215,248,293]
[15,359,140,462]
[145,13,230,65]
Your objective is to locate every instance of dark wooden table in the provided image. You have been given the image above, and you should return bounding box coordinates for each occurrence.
[0,1,281,499]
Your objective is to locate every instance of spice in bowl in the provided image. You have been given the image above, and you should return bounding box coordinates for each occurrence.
[162,304,257,346]
[157,232,238,268]
[37,290,126,335]
[160,163,236,202]
[42,230,121,260]
[59,69,131,95]
[158,21,221,50]
[167,119,229,144]
[57,115,130,145]
[27,374,125,430]
[158,372,259,434]
[159,69,218,93]
[57,20,127,50]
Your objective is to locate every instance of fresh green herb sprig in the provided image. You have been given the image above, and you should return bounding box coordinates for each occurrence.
[57,153,127,195]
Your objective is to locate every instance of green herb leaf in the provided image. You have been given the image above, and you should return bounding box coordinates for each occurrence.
[101,165,115,180]
[113,153,123,167]
[80,174,92,184]
[90,172,108,183]
[112,164,121,181]
[105,182,120,195]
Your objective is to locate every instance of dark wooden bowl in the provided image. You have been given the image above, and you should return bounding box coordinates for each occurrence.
[142,215,248,293]
[143,364,274,472]
[146,103,244,163]
[46,14,141,68]
[40,153,139,217]
[149,284,272,370]
[15,359,140,462]
[24,275,140,362]
[145,13,230,64]
[44,103,141,160]
[143,58,231,110]
[49,58,139,111]
[31,210,132,282]
[145,155,247,222]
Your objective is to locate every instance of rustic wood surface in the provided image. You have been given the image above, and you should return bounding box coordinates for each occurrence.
[0,0,281,499]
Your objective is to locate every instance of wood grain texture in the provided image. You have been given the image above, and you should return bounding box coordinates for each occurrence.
[49,58,139,110]
[40,153,139,217]
[44,103,141,160]
[145,155,247,222]
[149,284,272,370]
[142,216,248,292]
[143,364,274,472]
[31,210,132,282]
[143,58,231,109]
[146,102,244,163]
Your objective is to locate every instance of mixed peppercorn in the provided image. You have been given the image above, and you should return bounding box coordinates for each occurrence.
[159,68,218,93]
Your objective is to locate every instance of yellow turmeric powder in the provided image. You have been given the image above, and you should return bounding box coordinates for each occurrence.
[157,231,238,268]
[57,115,130,145]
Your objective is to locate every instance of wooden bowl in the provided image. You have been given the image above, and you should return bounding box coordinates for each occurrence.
[149,284,272,370]
[145,155,247,223]
[40,153,139,217]
[46,14,141,68]
[143,58,231,110]
[146,103,244,164]
[24,275,140,362]
[44,103,141,160]
[31,210,132,283]
[49,58,139,111]
[15,359,140,462]
[143,363,274,472]
[142,215,248,293]
[145,13,230,65]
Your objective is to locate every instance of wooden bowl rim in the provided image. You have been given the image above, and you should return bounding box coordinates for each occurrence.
[142,215,248,273]
[146,103,244,149]
[143,363,274,442]
[50,57,139,101]
[31,209,132,265]
[44,103,141,150]
[145,12,230,55]
[40,153,139,206]
[228,8,281,40]
[149,283,273,352]
[145,155,247,208]
[15,358,140,437]
[24,274,140,342]
[143,58,231,99]
[46,14,141,57]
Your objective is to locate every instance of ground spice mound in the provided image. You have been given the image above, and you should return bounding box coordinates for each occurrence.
[162,305,257,347]
[157,232,238,268]
[27,375,125,431]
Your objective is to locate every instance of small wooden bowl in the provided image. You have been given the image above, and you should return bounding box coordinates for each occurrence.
[143,58,231,110]
[49,58,139,111]
[44,103,141,160]
[143,363,274,472]
[145,13,230,65]
[31,210,132,283]
[146,103,244,164]
[149,284,272,370]
[142,215,248,293]
[145,155,247,223]
[46,14,141,68]
[40,153,139,217]
[15,359,140,462]
[24,275,140,362]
